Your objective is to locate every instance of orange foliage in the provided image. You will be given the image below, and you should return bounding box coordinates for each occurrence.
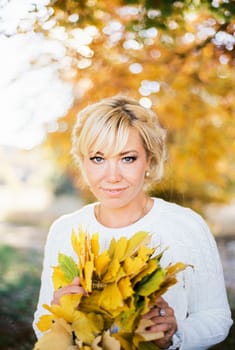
[43,0,235,208]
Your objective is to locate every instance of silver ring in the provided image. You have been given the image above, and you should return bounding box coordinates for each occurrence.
[159,308,166,317]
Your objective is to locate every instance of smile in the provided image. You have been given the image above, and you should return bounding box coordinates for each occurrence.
[101,187,128,194]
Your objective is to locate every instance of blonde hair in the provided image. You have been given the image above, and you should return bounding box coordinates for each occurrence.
[71,96,167,188]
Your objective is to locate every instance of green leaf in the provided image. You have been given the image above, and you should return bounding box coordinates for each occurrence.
[137,269,166,296]
[58,253,79,282]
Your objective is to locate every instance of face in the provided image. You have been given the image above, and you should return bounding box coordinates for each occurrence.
[83,128,150,210]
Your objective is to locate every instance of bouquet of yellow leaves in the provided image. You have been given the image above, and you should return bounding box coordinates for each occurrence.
[34,229,187,350]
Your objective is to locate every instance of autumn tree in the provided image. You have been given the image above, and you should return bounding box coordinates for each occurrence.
[36,0,235,208]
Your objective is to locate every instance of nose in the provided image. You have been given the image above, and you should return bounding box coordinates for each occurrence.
[106,159,122,183]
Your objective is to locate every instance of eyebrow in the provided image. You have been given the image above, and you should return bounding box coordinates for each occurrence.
[89,151,104,156]
[120,150,138,155]
[89,150,138,156]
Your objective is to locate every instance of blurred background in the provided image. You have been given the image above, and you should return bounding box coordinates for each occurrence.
[0,1,234,349]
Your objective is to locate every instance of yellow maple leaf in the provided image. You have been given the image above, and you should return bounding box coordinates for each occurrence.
[137,245,155,261]
[99,282,126,313]
[118,277,133,300]
[52,266,71,289]
[123,256,147,277]
[36,229,188,350]
[33,318,72,350]
[78,292,114,326]
[132,259,158,286]
[122,231,150,260]
[115,294,146,334]
[94,250,110,277]
[71,228,87,268]
[149,262,191,300]
[71,229,81,259]
[102,258,121,283]
[37,314,55,332]
[84,259,94,292]
[43,294,82,323]
[166,261,188,275]
[112,236,128,261]
[91,233,100,257]
[73,311,104,344]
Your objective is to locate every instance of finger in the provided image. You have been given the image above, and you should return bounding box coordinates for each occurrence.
[158,305,174,318]
[71,276,80,285]
[142,306,159,319]
[144,304,174,320]
[165,306,174,316]
[147,322,171,334]
[147,321,176,341]
[63,285,85,295]
[154,297,169,309]
[52,285,84,303]
[151,315,176,328]
[54,285,84,297]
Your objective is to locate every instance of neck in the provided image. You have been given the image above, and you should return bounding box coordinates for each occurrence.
[95,196,153,228]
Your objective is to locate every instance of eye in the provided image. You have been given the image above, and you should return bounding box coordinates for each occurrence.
[122,156,137,163]
[90,156,104,164]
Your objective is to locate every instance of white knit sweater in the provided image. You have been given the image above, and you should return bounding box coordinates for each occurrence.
[33,198,233,349]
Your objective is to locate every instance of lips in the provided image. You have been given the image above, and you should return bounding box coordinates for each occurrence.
[101,187,128,194]
[103,188,126,192]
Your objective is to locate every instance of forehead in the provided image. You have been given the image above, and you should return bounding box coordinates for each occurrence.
[92,128,146,155]
[121,128,145,149]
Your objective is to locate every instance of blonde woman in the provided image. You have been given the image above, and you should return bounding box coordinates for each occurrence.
[33,96,232,349]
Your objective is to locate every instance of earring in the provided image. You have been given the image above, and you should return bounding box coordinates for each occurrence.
[145,171,150,178]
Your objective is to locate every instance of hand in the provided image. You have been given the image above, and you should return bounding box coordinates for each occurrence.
[142,297,177,349]
[51,277,85,305]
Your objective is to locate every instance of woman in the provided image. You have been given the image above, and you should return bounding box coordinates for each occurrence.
[33,96,232,349]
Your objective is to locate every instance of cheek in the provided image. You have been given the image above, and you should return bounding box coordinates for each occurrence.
[84,165,103,186]
[82,162,95,185]
[85,169,96,184]
[125,164,147,182]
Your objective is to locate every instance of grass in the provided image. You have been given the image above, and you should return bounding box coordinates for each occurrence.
[0,245,41,350]
[0,244,234,350]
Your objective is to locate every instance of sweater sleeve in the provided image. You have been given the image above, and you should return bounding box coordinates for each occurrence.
[175,216,233,350]
[32,219,67,339]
